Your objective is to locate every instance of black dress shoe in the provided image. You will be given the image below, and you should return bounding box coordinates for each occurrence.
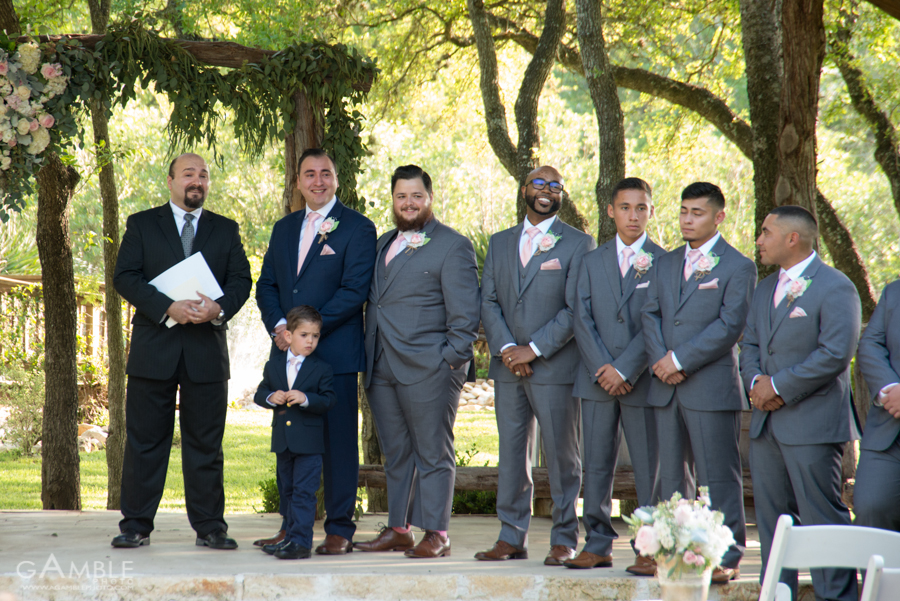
[196,530,238,550]
[263,540,290,555]
[274,541,311,559]
[111,530,149,548]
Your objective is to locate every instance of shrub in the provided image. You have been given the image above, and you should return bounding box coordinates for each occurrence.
[1,365,45,455]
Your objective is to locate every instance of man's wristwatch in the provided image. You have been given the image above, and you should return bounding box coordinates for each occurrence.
[212,309,225,325]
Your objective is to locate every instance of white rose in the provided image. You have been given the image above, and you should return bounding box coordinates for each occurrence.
[26,126,50,154]
[0,156,10,170]
[16,119,30,135]
[16,85,30,101]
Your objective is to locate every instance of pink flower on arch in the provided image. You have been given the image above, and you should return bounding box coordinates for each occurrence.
[0,60,7,76]
[29,119,39,132]
[39,113,55,129]
[40,63,64,79]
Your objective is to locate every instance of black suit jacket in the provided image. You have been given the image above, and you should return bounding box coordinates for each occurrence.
[253,353,337,454]
[113,203,252,383]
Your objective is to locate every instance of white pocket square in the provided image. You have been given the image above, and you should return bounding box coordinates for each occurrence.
[698,278,719,290]
[636,281,649,289]
[789,306,807,318]
[540,258,562,270]
[321,244,336,256]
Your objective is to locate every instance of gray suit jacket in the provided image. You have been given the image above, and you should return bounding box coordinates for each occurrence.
[740,256,861,445]
[574,237,666,404]
[849,281,900,451]
[364,218,480,388]
[481,217,596,385]
[641,235,756,411]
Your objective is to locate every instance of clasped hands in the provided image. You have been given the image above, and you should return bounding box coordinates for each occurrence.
[268,389,308,407]
[881,385,900,419]
[749,375,785,412]
[651,350,687,385]
[501,345,536,377]
[595,364,632,396]
[166,292,221,325]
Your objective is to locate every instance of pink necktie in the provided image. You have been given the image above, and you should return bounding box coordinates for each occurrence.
[385,234,405,266]
[620,247,634,277]
[773,271,792,307]
[684,249,702,281]
[520,227,541,267]
[288,356,301,389]
[297,211,321,275]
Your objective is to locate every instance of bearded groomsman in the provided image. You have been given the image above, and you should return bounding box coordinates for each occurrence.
[856,278,900,534]
[641,182,755,582]
[354,164,480,558]
[568,177,664,571]
[477,166,595,565]
[256,148,377,554]
[742,206,860,601]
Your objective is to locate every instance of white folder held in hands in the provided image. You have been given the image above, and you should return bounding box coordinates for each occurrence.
[148,253,224,328]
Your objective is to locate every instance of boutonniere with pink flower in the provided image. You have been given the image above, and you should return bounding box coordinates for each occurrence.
[317,217,339,243]
[403,231,431,254]
[633,250,653,278]
[693,252,720,281]
[534,231,561,256]
[786,276,812,305]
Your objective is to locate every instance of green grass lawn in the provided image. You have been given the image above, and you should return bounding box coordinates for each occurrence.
[0,408,500,512]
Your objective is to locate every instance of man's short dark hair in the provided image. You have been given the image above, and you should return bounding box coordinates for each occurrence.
[681,181,725,210]
[168,157,178,179]
[297,148,338,176]
[770,205,819,241]
[611,177,653,204]
[391,164,433,195]
[286,305,322,332]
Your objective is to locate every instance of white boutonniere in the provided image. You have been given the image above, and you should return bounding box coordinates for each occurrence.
[534,231,561,256]
[403,231,430,253]
[317,217,339,243]
[693,252,720,281]
[786,276,812,305]
[633,250,653,278]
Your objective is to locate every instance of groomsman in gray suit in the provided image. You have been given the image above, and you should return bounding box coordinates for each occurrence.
[741,205,860,601]
[856,279,900,533]
[568,177,664,571]
[355,165,480,559]
[477,166,595,565]
[641,182,755,582]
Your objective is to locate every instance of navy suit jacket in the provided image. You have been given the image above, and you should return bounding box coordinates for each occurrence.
[256,199,376,374]
[254,352,337,454]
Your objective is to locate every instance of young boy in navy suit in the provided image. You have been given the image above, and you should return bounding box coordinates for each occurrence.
[254,306,336,559]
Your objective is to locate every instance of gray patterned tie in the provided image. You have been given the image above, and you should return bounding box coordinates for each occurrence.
[181,213,195,258]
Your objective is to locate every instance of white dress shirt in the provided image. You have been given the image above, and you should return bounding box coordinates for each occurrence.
[170,200,203,236]
[671,232,722,371]
[266,350,309,408]
[501,216,559,358]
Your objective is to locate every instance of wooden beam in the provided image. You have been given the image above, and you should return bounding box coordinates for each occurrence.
[19,34,373,92]
[866,0,900,20]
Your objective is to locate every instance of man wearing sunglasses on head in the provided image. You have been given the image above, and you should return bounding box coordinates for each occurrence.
[478,166,595,565]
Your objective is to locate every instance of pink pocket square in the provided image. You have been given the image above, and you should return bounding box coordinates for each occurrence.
[636,281,650,289]
[540,258,562,270]
[698,278,719,290]
[321,244,336,256]
[789,306,807,318]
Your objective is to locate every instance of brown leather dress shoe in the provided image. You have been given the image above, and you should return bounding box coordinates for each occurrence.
[253,529,285,547]
[711,566,740,583]
[474,540,528,561]
[404,531,450,558]
[563,550,613,569]
[626,555,657,576]
[544,545,577,566]
[314,534,353,555]
[353,525,415,552]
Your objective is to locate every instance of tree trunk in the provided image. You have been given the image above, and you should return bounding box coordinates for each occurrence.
[283,90,323,215]
[575,0,624,245]
[358,375,387,512]
[0,0,19,34]
[36,153,81,510]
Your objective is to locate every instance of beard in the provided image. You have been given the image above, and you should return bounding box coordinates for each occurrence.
[392,204,433,232]
[525,190,561,215]
[182,186,207,210]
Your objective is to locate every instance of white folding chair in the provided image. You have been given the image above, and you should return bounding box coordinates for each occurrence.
[860,555,900,601]
[759,515,900,601]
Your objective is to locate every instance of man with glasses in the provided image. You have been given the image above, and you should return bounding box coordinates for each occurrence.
[477,166,595,565]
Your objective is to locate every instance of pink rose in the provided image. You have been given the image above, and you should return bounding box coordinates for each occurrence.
[29,119,39,132]
[634,525,660,556]
[40,63,63,79]
[695,256,712,271]
[409,233,424,245]
[540,235,553,247]
[683,550,705,566]
[0,61,7,76]
[39,113,54,129]
[7,137,15,147]
[789,280,804,295]
[319,217,336,233]
[635,255,651,269]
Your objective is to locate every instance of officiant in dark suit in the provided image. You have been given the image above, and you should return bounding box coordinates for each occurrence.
[111,153,252,549]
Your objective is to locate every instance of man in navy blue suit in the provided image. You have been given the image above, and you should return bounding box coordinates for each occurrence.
[256,148,377,555]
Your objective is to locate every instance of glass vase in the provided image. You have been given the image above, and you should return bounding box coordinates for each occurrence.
[656,557,712,601]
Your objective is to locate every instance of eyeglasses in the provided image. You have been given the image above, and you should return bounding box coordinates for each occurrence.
[529,178,564,193]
